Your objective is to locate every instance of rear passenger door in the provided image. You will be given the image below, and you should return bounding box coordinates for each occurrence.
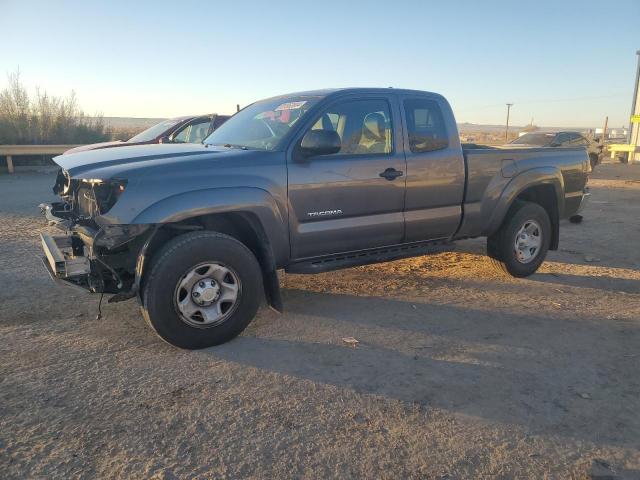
[287,95,406,259]
[400,96,465,242]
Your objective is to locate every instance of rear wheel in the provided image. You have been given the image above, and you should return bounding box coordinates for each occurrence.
[487,201,551,277]
[141,231,263,349]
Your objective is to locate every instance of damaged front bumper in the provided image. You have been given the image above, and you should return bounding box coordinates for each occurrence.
[39,203,152,297]
[40,232,93,291]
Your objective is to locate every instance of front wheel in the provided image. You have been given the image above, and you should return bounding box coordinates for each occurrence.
[487,201,551,277]
[141,231,263,349]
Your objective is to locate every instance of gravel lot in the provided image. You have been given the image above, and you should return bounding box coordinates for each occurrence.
[1,163,639,479]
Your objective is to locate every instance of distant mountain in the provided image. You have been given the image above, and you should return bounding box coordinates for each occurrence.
[457,122,586,133]
[100,117,166,130]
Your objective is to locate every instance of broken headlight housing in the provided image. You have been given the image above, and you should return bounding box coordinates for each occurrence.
[76,178,128,217]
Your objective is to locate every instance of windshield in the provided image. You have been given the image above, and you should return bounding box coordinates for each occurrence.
[510,133,556,146]
[128,119,180,143]
[204,95,322,151]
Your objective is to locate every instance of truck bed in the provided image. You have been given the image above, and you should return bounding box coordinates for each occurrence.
[455,145,590,239]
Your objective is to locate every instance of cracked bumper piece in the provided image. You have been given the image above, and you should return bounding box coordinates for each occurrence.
[40,232,93,291]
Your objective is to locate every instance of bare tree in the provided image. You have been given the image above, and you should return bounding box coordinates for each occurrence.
[0,70,109,144]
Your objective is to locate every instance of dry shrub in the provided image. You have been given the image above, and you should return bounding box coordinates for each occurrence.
[0,70,110,145]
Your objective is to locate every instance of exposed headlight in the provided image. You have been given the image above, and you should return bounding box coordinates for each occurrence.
[77,179,128,216]
[81,178,106,185]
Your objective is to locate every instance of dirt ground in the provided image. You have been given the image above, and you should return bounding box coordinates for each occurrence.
[0,162,639,479]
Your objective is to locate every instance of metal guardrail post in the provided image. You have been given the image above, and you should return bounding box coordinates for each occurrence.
[0,145,82,173]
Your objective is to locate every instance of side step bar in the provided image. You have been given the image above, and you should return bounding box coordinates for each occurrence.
[286,239,454,274]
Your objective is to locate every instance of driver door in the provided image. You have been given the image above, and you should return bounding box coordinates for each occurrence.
[287,95,406,259]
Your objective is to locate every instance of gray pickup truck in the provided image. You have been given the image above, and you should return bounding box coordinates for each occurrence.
[40,88,590,349]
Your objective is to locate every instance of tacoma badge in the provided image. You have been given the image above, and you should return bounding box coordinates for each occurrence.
[307,209,343,218]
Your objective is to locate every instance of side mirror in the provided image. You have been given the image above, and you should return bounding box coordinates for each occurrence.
[158,136,172,144]
[300,130,341,158]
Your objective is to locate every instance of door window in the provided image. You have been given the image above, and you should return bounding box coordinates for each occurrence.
[173,119,212,143]
[305,99,393,155]
[568,133,589,146]
[403,99,449,153]
[554,133,571,145]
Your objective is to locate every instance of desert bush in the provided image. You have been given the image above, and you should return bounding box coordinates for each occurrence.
[109,127,140,141]
[0,71,110,145]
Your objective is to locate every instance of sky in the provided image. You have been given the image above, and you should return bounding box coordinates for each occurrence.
[1,0,639,128]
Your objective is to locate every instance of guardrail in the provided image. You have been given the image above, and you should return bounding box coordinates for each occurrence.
[608,143,640,162]
[0,145,82,173]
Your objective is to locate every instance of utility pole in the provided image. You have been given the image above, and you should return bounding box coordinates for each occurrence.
[505,103,513,142]
[600,116,608,145]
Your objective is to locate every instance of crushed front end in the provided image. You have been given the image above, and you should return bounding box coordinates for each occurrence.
[40,168,151,297]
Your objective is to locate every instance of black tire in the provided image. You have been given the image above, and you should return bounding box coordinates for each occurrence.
[487,201,551,278]
[141,231,263,349]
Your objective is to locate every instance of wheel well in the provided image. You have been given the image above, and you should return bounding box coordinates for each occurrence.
[515,184,559,250]
[140,212,282,311]
[143,212,261,259]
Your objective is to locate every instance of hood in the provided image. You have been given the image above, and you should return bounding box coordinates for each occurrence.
[54,143,234,179]
[63,140,125,155]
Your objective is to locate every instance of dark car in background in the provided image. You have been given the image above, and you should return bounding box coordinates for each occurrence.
[63,114,230,155]
[510,131,603,168]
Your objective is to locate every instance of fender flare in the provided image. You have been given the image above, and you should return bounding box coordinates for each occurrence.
[131,187,289,265]
[484,166,564,239]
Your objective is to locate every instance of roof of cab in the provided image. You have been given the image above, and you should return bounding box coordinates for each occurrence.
[261,87,444,101]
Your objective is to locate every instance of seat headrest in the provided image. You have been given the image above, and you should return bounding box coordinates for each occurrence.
[362,112,385,140]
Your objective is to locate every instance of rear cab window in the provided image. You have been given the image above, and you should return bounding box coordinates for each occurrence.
[403,98,449,153]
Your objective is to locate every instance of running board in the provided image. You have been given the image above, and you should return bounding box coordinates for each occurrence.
[286,240,455,274]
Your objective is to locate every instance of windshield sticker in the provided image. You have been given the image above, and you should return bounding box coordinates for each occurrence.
[275,101,307,111]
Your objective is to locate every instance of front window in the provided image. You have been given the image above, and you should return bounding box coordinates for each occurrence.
[204,96,322,151]
[510,133,555,146]
[574,136,589,146]
[172,119,212,144]
[304,98,393,155]
[128,119,180,143]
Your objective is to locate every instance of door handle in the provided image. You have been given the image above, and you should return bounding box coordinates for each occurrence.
[379,168,403,181]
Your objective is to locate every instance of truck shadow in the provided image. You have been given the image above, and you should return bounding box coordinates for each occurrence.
[529,272,640,294]
[205,288,640,449]
[450,241,640,293]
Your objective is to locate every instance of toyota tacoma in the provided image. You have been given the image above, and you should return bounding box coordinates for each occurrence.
[40,88,590,349]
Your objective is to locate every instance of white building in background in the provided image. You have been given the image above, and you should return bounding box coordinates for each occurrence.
[594,127,629,140]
